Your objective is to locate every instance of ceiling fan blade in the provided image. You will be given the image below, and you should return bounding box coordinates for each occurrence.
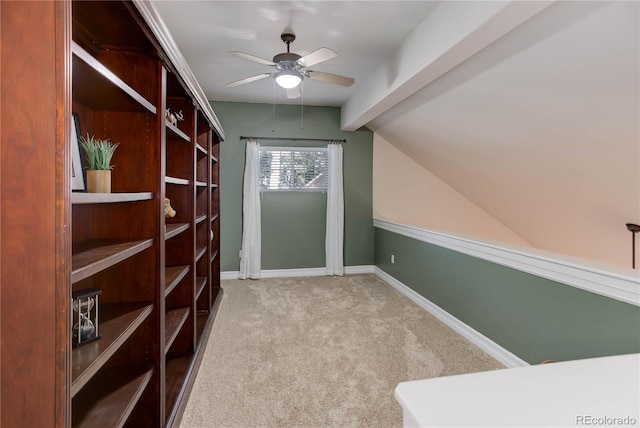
[306,70,354,87]
[229,51,275,66]
[286,86,301,99]
[298,47,337,67]
[226,73,272,87]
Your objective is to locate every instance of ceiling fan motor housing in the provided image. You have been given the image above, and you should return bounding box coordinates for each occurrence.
[273,53,302,67]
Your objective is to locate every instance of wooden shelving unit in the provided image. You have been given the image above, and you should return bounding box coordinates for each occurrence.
[0,1,224,427]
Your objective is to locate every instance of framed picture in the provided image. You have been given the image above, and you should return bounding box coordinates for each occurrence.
[71,113,85,191]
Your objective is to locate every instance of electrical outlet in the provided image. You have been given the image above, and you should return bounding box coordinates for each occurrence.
[391,254,395,264]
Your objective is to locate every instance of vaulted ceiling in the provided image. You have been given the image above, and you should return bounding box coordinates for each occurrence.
[154,1,639,269]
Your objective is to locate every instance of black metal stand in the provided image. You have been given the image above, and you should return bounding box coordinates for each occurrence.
[626,223,640,269]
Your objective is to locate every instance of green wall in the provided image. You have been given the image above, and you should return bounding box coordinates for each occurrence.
[212,101,374,271]
[375,227,640,364]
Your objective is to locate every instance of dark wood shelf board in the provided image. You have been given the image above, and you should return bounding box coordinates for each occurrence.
[166,290,223,427]
[72,42,156,114]
[195,181,207,188]
[210,214,219,223]
[210,155,218,163]
[195,143,207,155]
[195,214,207,225]
[166,121,191,142]
[210,249,218,263]
[195,246,207,262]
[71,302,154,397]
[195,311,209,341]
[71,239,154,284]
[72,366,153,428]
[165,307,190,352]
[165,265,190,297]
[195,277,207,299]
[165,223,189,240]
[71,192,153,205]
[165,176,190,186]
[165,355,195,425]
[211,183,218,189]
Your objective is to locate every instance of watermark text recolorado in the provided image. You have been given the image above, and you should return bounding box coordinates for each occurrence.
[576,415,637,426]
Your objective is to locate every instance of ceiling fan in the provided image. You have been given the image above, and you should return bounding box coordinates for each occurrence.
[226,33,355,99]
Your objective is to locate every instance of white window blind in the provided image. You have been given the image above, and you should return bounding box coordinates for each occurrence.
[258,146,328,191]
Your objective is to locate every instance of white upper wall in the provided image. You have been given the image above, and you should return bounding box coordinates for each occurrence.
[373,135,532,247]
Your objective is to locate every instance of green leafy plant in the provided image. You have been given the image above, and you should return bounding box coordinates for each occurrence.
[79,134,119,170]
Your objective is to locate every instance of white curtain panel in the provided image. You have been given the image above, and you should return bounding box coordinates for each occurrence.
[239,139,261,279]
[326,142,344,276]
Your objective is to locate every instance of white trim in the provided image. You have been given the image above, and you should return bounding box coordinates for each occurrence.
[221,265,375,280]
[133,1,225,140]
[374,219,640,307]
[221,271,240,280]
[374,267,529,368]
[345,265,376,274]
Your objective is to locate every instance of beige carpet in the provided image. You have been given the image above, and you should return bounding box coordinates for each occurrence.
[179,274,503,428]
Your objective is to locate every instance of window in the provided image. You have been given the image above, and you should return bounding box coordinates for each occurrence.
[258,146,328,191]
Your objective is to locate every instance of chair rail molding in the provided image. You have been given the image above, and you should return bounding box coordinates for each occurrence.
[374,219,640,307]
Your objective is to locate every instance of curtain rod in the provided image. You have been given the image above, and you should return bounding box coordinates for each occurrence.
[240,136,346,144]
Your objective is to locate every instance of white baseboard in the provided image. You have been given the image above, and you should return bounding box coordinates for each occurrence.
[221,271,240,280]
[221,265,375,280]
[345,265,376,274]
[374,266,530,368]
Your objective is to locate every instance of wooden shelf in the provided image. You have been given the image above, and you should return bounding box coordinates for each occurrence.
[165,308,190,353]
[165,223,189,240]
[166,121,191,142]
[72,239,154,284]
[72,192,154,204]
[195,246,207,262]
[211,249,219,263]
[195,143,207,155]
[165,176,190,186]
[72,366,154,428]
[72,42,156,114]
[195,277,207,299]
[1,2,224,426]
[196,310,209,340]
[165,265,190,297]
[211,183,218,189]
[165,354,195,425]
[210,214,219,223]
[71,302,154,397]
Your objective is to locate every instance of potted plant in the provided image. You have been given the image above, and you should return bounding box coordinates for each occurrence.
[79,134,119,193]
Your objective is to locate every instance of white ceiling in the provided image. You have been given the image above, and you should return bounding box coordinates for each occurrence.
[153,0,639,268]
[152,1,439,107]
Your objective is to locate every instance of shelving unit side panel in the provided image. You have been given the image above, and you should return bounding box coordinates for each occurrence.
[0,1,70,427]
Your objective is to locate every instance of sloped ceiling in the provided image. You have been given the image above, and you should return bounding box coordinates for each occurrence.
[366,1,639,268]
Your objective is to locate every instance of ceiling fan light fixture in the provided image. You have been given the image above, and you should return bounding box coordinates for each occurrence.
[275,69,302,89]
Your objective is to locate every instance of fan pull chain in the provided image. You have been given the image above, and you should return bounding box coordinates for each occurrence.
[301,81,304,130]
[272,78,276,133]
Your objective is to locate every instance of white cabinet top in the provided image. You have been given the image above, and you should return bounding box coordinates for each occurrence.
[395,353,639,427]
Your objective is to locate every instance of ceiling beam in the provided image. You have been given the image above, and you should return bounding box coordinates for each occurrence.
[340,0,555,131]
